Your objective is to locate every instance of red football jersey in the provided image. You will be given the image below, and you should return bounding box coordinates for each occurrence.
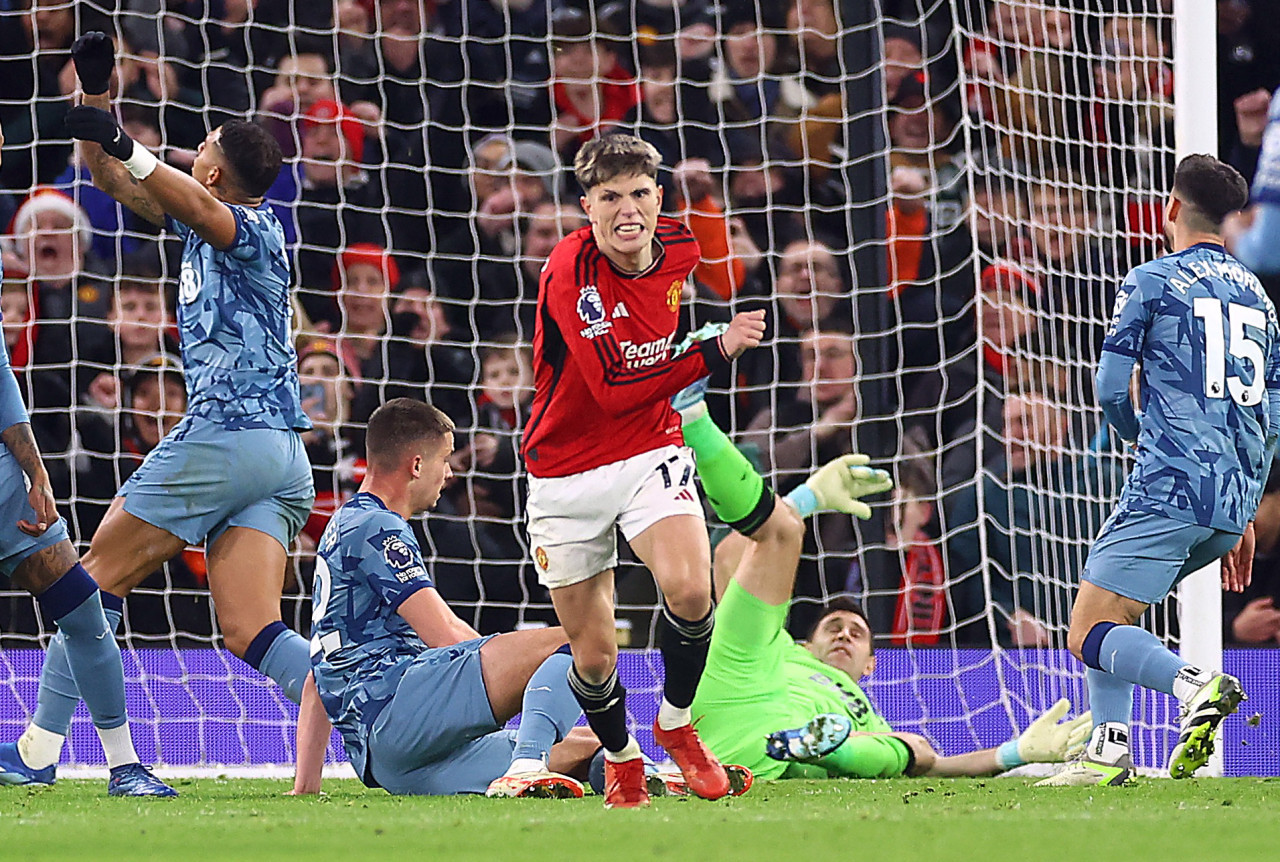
[522,217,729,477]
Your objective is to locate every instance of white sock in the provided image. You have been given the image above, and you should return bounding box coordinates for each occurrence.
[603,736,643,763]
[657,699,692,731]
[1087,722,1130,765]
[17,724,65,770]
[1172,666,1215,704]
[506,757,546,776]
[96,724,140,770]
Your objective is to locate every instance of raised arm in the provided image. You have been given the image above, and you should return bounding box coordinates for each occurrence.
[67,33,237,248]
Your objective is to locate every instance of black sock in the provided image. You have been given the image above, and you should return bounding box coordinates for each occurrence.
[567,665,630,754]
[658,604,714,710]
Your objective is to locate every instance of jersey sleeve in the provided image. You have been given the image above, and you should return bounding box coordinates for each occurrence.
[1097,271,1147,442]
[224,205,271,263]
[816,733,913,779]
[359,516,435,613]
[543,266,730,418]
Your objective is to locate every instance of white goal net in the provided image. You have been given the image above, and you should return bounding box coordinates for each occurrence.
[0,0,1239,775]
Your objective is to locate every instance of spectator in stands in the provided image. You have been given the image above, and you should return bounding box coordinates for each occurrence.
[740,237,851,414]
[784,0,843,101]
[945,390,1123,647]
[287,99,388,327]
[333,242,397,381]
[886,433,946,646]
[80,250,180,410]
[260,51,339,158]
[350,269,476,435]
[295,338,363,548]
[629,41,721,170]
[0,270,71,492]
[0,0,90,189]
[433,139,557,340]
[1224,460,1280,645]
[740,322,865,636]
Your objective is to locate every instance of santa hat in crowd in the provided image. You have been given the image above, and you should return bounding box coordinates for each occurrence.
[303,99,366,164]
[332,242,400,292]
[6,188,92,255]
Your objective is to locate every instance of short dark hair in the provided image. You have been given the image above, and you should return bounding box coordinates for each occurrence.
[217,120,283,198]
[807,596,875,652]
[1173,154,1249,232]
[365,398,454,470]
[574,133,661,191]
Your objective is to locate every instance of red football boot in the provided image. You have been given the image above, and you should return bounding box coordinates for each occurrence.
[652,719,731,800]
[603,756,651,809]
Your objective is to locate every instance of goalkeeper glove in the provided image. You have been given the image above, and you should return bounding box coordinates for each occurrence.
[785,454,893,520]
[71,31,115,96]
[995,698,1093,769]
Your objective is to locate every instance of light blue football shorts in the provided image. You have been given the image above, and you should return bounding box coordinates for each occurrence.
[118,415,314,550]
[1082,508,1242,604]
[365,635,516,795]
[0,446,70,579]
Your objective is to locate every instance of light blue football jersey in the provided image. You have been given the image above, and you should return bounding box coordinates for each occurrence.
[310,492,434,775]
[1251,89,1280,206]
[168,205,310,431]
[1101,243,1280,531]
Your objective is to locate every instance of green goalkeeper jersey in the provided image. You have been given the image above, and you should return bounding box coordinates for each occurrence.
[691,580,893,781]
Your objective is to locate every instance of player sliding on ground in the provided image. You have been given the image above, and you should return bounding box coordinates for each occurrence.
[1038,154,1276,786]
[294,399,599,798]
[2,32,315,790]
[0,127,167,796]
[670,380,1091,780]
[520,133,766,807]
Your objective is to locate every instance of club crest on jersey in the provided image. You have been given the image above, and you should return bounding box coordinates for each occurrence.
[535,546,549,571]
[577,285,612,338]
[666,279,682,311]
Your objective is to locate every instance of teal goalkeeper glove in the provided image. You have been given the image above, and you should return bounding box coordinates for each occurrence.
[785,454,893,520]
[996,698,1093,769]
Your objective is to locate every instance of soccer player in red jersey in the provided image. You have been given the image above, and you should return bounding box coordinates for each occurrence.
[521,133,766,808]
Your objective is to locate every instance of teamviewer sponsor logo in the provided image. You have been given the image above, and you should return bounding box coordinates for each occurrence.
[619,334,675,368]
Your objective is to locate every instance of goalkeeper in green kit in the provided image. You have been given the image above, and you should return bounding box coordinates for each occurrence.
[671,356,1091,780]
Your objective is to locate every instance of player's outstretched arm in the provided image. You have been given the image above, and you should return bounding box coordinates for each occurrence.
[67,33,237,248]
[397,587,481,648]
[289,672,331,796]
[923,698,1091,777]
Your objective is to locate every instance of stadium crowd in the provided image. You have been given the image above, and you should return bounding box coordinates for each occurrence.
[1,0,1279,651]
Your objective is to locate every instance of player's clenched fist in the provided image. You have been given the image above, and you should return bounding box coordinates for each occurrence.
[718,310,766,360]
[71,31,115,96]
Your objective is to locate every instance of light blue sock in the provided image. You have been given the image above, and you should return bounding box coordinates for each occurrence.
[1097,625,1188,696]
[54,592,128,730]
[1086,668,1135,728]
[33,598,124,735]
[255,628,310,704]
[511,650,580,764]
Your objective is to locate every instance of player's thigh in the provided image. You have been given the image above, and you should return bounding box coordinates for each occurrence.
[697,579,789,689]
[378,731,517,796]
[205,526,290,653]
[1081,509,1219,605]
[477,626,569,724]
[525,466,622,591]
[368,639,500,785]
[712,497,805,607]
[618,446,709,609]
[82,497,188,593]
[211,427,314,552]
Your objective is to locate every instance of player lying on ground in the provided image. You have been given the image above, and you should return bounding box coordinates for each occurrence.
[295,399,603,798]
[1038,154,1275,787]
[520,132,765,807]
[3,33,316,792]
[0,131,170,795]
[671,382,1090,780]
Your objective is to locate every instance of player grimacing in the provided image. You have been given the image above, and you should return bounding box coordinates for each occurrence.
[1040,154,1277,786]
[3,32,315,785]
[521,133,766,807]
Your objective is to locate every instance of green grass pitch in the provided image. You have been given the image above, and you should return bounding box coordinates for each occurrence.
[3,777,1278,861]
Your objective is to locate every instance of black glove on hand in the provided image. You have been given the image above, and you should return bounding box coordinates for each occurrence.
[64,106,135,161]
[71,31,115,96]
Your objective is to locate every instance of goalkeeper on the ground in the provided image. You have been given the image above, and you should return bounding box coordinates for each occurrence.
[673,378,1090,780]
